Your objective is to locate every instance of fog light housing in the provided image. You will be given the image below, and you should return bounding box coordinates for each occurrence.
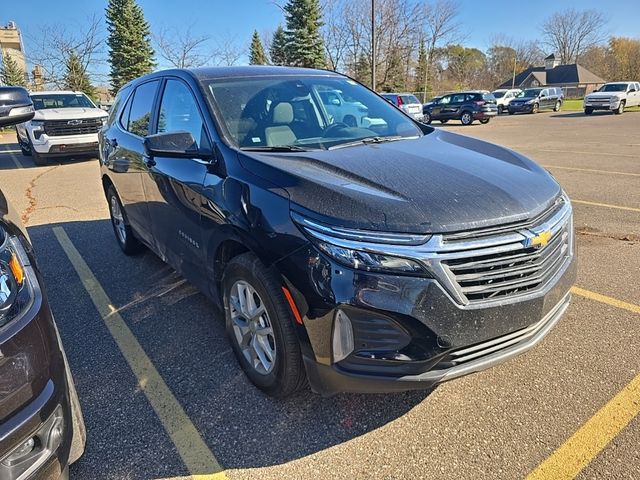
[332,309,354,363]
[2,438,36,465]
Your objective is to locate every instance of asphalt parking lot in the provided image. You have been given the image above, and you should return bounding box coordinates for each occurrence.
[0,110,638,480]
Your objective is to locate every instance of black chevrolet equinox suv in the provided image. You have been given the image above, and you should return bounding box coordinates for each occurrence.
[100,67,576,397]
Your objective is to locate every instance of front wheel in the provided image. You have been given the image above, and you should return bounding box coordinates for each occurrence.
[440,119,448,124]
[107,186,143,255]
[17,134,32,156]
[460,111,473,125]
[497,105,504,114]
[422,112,432,124]
[584,108,593,115]
[479,118,490,124]
[553,101,561,112]
[615,101,625,115]
[531,103,539,114]
[223,253,307,397]
[32,150,47,166]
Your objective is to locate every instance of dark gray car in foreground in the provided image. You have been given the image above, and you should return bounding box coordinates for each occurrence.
[100,66,576,397]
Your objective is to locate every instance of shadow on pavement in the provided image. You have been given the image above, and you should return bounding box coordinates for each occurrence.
[28,219,431,479]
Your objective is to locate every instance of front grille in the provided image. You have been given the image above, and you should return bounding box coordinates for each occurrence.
[43,118,102,137]
[440,199,572,304]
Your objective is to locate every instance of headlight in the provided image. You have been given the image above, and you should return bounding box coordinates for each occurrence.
[292,212,430,275]
[0,225,33,328]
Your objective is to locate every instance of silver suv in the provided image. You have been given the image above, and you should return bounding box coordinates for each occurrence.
[381,93,424,121]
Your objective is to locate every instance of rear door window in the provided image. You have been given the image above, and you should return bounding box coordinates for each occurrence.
[451,94,466,103]
[126,80,160,137]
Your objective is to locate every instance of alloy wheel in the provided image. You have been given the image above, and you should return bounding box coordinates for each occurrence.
[110,195,127,245]
[229,280,277,375]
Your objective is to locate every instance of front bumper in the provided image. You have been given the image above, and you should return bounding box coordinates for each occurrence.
[0,240,75,480]
[278,228,576,396]
[508,103,534,113]
[583,100,620,111]
[29,132,99,156]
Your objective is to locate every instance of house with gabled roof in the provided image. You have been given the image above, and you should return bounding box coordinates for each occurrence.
[498,54,606,96]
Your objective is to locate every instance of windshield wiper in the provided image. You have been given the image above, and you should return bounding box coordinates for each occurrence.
[328,135,409,150]
[240,145,321,152]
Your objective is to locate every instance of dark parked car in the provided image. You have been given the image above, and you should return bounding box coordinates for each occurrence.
[508,87,564,114]
[422,91,498,125]
[0,87,85,480]
[100,67,576,397]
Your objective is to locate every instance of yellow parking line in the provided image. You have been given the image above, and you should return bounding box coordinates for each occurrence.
[527,288,640,479]
[571,286,640,314]
[8,151,22,169]
[53,227,227,480]
[542,164,640,178]
[571,199,640,213]
[536,149,639,159]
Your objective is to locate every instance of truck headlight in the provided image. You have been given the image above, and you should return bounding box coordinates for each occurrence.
[292,212,430,275]
[0,225,33,328]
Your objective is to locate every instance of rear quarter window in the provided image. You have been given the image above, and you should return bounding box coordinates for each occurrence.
[401,95,420,104]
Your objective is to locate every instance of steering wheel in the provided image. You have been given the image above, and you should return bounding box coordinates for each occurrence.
[323,122,350,137]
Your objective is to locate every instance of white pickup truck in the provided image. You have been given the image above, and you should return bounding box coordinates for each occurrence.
[16,90,108,165]
[583,81,640,115]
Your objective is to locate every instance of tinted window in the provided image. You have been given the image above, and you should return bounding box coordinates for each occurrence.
[482,93,496,103]
[108,86,131,127]
[451,94,466,103]
[157,79,208,149]
[492,91,505,98]
[401,95,420,104]
[126,80,159,137]
[439,95,451,104]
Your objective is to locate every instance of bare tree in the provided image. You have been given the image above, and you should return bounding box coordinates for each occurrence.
[321,0,351,71]
[212,35,244,66]
[26,15,105,88]
[422,0,462,100]
[541,9,608,64]
[154,26,211,68]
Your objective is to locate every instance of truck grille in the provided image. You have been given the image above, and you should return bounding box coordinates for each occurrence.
[43,118,102,137]
[440,198,572,304]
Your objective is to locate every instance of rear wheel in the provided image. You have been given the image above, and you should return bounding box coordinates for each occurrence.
[508,110,515,115]
[553,100,561,112]
[107,186,143,254]
[531,103,539,114]
[584,108,593,115]
[460,111,473,125]
[497,105,504,114]
[479,118,490,124]
[223,253,307,397]
[615,100,625,115]
[422,111,432,124]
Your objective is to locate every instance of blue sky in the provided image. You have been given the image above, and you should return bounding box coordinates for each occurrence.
[2,0,638,80]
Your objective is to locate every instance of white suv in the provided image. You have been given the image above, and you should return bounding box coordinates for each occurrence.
[583,82,640,115]
[491,88,522,114]
[16,90,108,165]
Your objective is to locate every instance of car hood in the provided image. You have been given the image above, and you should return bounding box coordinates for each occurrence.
[586,92,624,99]
[33,107,108,120]
[238,129,561,234]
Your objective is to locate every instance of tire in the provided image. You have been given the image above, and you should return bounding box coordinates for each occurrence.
[531,103,539,114]
[422,111,432,124]
[553,100,561,112]
[343,115,357,127]
[440,119,448,124]
[460,111,473,125]
[223,252,307,397]
[508,110,515,115]
[615,100,625,115]
[107,186,144,255]
[479,118,490,124]
[17,134,32,156]
[497,105,504,115]
[32,150,48,166]
[584,108,593,115]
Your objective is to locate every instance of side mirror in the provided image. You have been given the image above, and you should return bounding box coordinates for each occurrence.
[629,88,637,93]
[144,131,212,160]
[0,87,35,127]
[330,97,341,106]
[540,93,546,98]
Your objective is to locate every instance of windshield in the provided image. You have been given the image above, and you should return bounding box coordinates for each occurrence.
[517,89,542,98]
[492,91,505,99]
[31,93,95,110]
[600,83,628,92]
[207,76,423,150]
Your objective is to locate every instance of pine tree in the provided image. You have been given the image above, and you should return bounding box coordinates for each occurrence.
[63,50,96,98]
[283,0,326,68]
[270,26,288,66]
[106,0,155,95]
[249,31,268,65]
[0,52,26,87]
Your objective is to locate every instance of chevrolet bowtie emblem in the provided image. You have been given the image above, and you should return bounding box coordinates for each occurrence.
[527,230,552,249]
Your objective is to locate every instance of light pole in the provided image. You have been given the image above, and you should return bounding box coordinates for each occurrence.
[371,0,376,91]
